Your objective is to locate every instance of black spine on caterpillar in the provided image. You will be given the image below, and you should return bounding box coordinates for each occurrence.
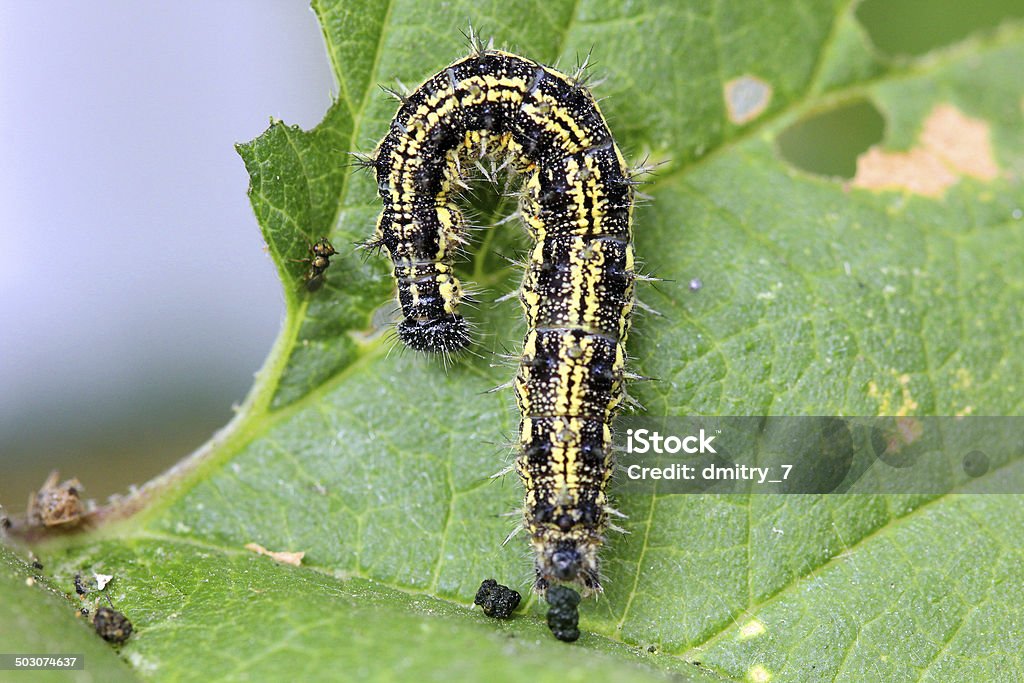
[367,49,635,596]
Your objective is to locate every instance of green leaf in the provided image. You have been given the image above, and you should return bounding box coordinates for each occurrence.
[0,544,140,682]
[10,2,1024,681]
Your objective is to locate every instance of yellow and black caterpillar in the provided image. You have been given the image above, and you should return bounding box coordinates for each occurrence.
[363,43,637,596]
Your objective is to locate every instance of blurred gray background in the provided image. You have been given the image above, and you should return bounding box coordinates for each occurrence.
[0,2,333,509]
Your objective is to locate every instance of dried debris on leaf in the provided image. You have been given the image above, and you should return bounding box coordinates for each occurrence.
[27,471,86,527]
[473,579,521,618]
[244,543,305,567]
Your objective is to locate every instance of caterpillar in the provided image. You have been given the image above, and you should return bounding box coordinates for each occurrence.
[363,39,637,598]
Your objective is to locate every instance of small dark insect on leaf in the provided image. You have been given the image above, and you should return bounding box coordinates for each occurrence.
[309,237,336,260]
[473,578,521,618]
[291,237,337,291]
[31,560,43,570]
[305,275,326,292]
[74,573,89,596]
[93,606,133,644]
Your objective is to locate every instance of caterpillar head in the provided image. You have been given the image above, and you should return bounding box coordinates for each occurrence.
[529,518,603,596]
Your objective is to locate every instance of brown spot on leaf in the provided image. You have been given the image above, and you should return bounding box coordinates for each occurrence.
[852,147,957,197]
[852,103,998,197]
[724,76,772,125]
[920,104,998,180]
[245,542,305,567]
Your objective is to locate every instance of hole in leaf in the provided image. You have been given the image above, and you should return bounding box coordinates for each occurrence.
[776,100,885,179]
[856,0,1024,58]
